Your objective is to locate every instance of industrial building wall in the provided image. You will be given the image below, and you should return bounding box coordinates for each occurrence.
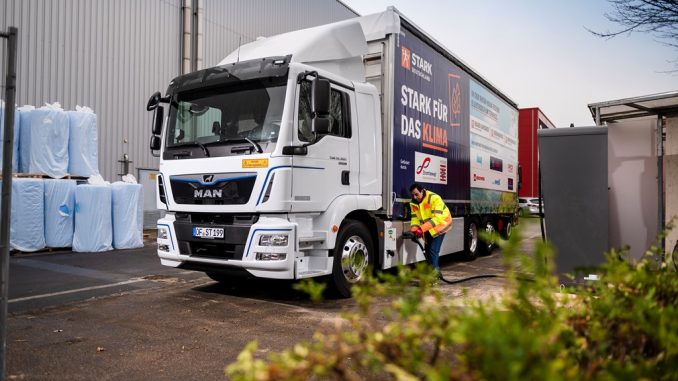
[1,0,357,182]
[1,0,182,182]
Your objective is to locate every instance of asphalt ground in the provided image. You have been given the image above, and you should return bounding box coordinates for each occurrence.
[6,217,544,380]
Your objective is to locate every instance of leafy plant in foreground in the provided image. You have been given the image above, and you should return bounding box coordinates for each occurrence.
[226,225,678,380]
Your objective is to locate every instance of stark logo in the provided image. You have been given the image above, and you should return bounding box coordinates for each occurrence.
[451,82,461,115]
[448,73,462,127]
[401,46,411,70]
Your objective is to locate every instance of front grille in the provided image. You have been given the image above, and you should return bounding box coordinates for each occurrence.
[175,213,258,225]
[170,173,257,205]
[174,213,257,261]
[178,241,244,260]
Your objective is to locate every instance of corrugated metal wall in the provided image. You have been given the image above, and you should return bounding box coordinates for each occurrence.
[1,0,182,181]
[1,0,357,181]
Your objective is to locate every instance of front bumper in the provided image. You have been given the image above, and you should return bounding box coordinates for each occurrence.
[156,214,297,279]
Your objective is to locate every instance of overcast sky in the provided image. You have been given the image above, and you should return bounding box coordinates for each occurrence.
[342,0,678,127]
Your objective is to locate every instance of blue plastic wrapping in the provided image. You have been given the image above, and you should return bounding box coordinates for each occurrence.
[73,184,113,252]
[28,106,69,178]
[10,178,45,252]
[17,105,34,173]
[111,182,144,249]
[67,108,99,177]
[44,179,77,248]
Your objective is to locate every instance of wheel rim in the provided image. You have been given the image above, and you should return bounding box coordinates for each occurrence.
[486,222,496,246]
[340,235,369,283]
[468,223,478,253]
[505,222,512,238]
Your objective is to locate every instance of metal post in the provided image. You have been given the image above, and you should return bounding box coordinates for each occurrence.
[191,0,198,73]
[0,26,18,381]
[657,116,665,251]
[595,106,601,126]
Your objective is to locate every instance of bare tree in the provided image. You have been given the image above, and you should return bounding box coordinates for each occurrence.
[589,0,678,48]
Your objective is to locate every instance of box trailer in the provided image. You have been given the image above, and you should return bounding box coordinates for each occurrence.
[147,7,519,297]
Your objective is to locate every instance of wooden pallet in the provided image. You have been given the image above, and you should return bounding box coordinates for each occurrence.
[10,246,72,256]
[5,173,88,180]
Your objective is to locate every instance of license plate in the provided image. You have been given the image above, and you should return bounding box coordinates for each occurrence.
[192,227,224,239]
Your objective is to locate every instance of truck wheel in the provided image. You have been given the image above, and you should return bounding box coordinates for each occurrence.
[464,218,480,260]
[479,217,496,256]
[329,220,374,298]
[501,218,512,240]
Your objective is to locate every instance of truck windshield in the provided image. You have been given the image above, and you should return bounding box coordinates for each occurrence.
[166,80,286,155]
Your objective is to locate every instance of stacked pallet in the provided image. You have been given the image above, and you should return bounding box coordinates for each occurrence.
[1,102,143,253]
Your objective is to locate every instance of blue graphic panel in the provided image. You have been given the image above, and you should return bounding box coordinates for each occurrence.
[392,28,471,217]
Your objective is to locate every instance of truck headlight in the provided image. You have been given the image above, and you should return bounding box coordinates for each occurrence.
[158,227,168,240]
[259,234,288,247]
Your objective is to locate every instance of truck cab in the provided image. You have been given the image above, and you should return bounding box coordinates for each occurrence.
[149,34,383,296]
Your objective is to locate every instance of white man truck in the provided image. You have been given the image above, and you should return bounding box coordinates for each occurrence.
[148,8,519,297]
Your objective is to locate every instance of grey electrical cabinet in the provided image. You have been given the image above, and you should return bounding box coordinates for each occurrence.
[537,127,608,283]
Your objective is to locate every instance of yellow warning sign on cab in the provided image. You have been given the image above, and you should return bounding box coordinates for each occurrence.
[242,159,269,168]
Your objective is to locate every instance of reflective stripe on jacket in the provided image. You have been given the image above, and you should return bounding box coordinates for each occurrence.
[410,190,452,237]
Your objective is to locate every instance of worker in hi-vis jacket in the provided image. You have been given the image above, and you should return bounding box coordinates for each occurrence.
[409,183,453,273]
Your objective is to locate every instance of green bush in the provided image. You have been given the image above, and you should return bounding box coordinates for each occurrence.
[226,227,678,381]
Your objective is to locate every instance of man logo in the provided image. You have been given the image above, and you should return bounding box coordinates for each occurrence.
[194,189,222,198]
[401,47,411,70]
[203,174,214,184]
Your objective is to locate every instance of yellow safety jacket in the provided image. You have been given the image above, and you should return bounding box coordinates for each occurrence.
[410,190,453,237]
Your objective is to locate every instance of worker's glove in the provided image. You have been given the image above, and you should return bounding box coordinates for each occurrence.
[412,227,423,238]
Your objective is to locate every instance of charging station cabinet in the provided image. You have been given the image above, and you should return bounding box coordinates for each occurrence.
[537,127,609,283]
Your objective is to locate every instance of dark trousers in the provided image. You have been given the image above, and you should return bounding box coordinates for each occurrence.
[424,233,445,272]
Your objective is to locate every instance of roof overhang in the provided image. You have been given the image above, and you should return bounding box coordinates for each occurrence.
[588,91,678,124]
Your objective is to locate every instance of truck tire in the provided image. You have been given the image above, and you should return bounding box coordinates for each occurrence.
[479,217,496,256]
[501,218,512,240]
[329,220,374,298]
[464,218,480,260]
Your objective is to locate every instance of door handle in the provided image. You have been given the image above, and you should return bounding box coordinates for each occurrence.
[341,170,350,185]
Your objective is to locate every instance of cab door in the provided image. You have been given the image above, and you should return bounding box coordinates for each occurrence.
[291,80,353,212]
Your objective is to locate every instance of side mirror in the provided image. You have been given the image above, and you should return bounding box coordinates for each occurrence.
[152,106,164,135]
[312,117,330,135]
[150,135,161,152]
[311,78,330,116]
[147,91,162,111]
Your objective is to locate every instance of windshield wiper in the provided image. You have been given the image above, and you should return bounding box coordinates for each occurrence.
[244,137,263,154]
[170,142,210,157]
[219,138,263,154]
[196,141,211,157]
